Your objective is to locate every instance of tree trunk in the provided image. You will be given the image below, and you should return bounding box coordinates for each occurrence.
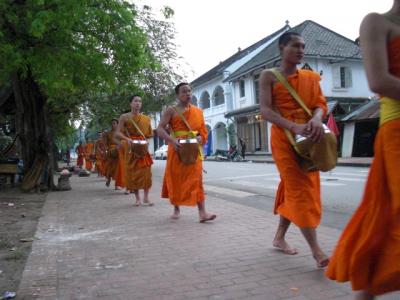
[12,70,56,191]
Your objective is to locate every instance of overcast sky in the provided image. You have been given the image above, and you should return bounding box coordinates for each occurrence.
[140,0,393,81]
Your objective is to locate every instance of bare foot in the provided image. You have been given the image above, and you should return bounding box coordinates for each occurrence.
[272,239,298,255]
[143,199,154,206]
[171,208,180,219]
[134,199,141,206]
[105,179,110,187]
[199,213,217,223]
[313,251,329,268]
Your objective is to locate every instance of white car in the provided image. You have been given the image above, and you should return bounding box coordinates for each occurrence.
[154,144,168,160]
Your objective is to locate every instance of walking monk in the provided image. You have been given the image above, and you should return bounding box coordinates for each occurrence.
[75,141,85,168]
[115,95,153,206]
[104,119,120,188]
[94,131,106,177]
[157,83,216,222]
[326,2,400,299]
[84,139,95,171]
[259,32,329,267]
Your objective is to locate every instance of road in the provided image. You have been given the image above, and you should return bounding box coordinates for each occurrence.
[152,159,369,230]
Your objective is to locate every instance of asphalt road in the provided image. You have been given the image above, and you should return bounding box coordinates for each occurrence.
[152,159,370,230]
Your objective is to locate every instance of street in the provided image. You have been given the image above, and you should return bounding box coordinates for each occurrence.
[153,160,368,230]
[16,161,400,300]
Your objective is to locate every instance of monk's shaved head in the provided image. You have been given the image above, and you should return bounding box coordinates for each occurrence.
[278,32,302,47]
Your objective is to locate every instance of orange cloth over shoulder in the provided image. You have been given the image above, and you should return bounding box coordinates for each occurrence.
[123,114,153,190]
[161,105,208,206]
[105,131,119,180]
[271,69,327,228]
[76,145,85,167]
[95,140,106,176]
[326,37,400,295]
[84,142,94,170]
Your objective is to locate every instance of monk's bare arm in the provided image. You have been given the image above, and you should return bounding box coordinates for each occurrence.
[156,108,179,146]
[259,70,306,134]
[115,115,130,143]
[360,13,400,99]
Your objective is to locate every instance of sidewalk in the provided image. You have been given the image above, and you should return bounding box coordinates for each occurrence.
[17,173,397,299]
[208,154,372,167]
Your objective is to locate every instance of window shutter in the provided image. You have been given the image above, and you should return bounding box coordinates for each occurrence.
[332,65,341,88]
[345,67,352,88]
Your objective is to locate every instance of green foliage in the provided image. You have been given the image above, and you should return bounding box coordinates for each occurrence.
[0,1,182,149]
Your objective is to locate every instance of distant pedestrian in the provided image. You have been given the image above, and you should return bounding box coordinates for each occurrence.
[326,1,400,299]
[239,138,246,159]
[259,31,329,267]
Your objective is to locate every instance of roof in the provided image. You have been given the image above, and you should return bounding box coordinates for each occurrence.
[190,25,290,88]
[340,99,379,122]
[224,104,259,118]
[225,20,361,82]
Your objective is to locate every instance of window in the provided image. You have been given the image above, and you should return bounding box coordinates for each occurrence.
[239,80,245,98]
[254,74,260,104]
[333,66,352,88]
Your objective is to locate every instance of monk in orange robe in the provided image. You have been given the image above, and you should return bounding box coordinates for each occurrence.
[75,141,85,168]
[84,139,95,171]
[157,83,216,222]
[95,132,106,177]
[326,4,400,299]
[259,32,329,267]
[104,119,119,188]
[114,131,128,193]
[116,95,153,205]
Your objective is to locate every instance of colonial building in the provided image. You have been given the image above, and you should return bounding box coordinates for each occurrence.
[191,20,375,156]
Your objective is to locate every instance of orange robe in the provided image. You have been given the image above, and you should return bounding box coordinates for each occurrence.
[271,69,327,228]
[84,142,95,171]
[123,114,153,190]
[76,145,85,167]
[95,140,106,176]
[162,105,208,206]
[105,131,119,180]
[114,135,127,189]
[326,38,400,295]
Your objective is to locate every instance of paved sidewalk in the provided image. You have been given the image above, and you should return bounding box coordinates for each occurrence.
[17,170,397,299]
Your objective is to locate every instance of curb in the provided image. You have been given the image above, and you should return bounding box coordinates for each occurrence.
[205,158,371,168]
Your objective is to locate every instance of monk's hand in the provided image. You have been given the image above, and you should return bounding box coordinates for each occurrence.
[196,135,202,144]
[306,116,324,142]
[290,124,308,136]
[172,139,181,150]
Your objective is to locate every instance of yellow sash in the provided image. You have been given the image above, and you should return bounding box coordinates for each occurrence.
[380,97,400,126]
[171,130,204,160]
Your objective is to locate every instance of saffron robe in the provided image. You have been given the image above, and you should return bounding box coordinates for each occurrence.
[271,69,328,228]
[76,145,85,167]
[84,142,95,171]
[161,105,208,206]
[105,131,119,180]
[123,114,153,190]
[326,37,400,295]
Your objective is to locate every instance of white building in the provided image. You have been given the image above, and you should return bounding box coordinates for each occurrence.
[191,20,374,156]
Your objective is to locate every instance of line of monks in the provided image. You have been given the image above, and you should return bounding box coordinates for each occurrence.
[73,4,399,299]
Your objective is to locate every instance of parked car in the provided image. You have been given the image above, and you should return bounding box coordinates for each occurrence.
[154,144,168,160]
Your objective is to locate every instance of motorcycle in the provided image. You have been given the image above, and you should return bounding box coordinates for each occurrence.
[215,145,243,162]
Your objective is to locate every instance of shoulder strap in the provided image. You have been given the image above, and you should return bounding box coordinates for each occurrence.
[172,106,193,132]
[270,68,313,117]
[128,115,146,139]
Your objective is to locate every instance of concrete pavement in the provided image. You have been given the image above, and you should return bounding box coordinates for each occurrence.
[16,167,398,300]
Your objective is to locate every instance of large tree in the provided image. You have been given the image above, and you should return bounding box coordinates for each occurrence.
[0,0,171,190]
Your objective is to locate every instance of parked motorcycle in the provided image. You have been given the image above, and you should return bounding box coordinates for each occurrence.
[215,145,243,162]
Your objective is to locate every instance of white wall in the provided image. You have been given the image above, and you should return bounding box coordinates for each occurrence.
[305,58,373,98]
[341,122,355,157]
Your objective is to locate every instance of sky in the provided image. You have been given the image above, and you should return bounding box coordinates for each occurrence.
[140,0,393,82]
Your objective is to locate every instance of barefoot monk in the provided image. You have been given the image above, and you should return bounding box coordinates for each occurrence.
[259,32,329,267]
